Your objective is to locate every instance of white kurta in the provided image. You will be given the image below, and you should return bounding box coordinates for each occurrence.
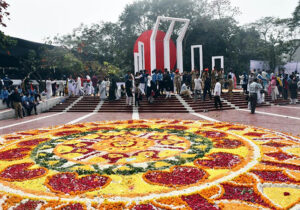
[85,81,92,95]
[100,81,107,100]
[76,77,82,96]
[58,81,64,92]
[46,80,52,99]
[116,85,121,100]
[68,79,72,96]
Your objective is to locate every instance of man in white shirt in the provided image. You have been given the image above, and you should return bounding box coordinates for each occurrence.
[214,78,222,109]
[249,78,261,114]
[194,74,202,102]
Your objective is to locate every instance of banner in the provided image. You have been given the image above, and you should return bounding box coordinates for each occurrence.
[250,60,270,72]
[283,62,300,75]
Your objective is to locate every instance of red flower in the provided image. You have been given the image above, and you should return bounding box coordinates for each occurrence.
[0,148,31,160]
[53,130,80,136]
[144,166,208,187]
[0,163,47,181]
[46,172,111,195]
[195,152,242,169]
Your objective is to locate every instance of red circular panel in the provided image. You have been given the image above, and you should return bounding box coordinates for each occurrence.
[134,30,176,75]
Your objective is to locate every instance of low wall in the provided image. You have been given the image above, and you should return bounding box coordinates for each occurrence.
[0,96,66,121]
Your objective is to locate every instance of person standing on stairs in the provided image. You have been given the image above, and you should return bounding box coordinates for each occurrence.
[126,75,133,106]
[99,78,107,101]
[146,75,154,103]
[164,71,172,99]
[203,76,212,101]
[214,78,222,110]
[227,74,233,100]
[75,76,82,96]
[134,82,142,107]
[174,70,181,94]
[92,75,98,97]
[194,74,202,102]
[157,70,164,95]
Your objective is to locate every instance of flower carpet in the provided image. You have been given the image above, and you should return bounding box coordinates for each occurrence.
[0,119,299,209]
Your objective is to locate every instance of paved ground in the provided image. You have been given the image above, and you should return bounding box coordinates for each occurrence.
[1,104,300,137]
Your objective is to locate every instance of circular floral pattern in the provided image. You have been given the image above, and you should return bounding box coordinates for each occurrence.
[0,119,299,209]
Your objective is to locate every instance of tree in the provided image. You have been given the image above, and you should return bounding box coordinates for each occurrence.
[0,1,16,49]
[209,0,241,19]
[290,0,300,28]
[248,17,299,69]
[40,47,84,79]
[0,0,9,27]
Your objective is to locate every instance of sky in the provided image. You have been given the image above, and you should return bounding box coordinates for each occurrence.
[1,0,298,43]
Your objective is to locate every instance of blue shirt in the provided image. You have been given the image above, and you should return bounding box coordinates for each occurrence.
[29,89,36,95]
[29,96,35,103]
[170,72,175,81]
[1,90,8,99]
[152,73,157,83]
[18,88,22,94]
[22,96,29,103]
[157,73,163,81]
[3,77,10,87]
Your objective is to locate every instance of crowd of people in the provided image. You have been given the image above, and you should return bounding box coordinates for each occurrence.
[241,70,300,113]
[1,68,299,118]
[0,75,41,119]
[125,68,230,109]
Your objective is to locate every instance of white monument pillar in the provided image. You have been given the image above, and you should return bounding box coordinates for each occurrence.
[212,56,224,70]
[176,20,190,73]
[150,16,190,74]
[164,21,175,71]
[138,42,145,71]
[150,17,161,71]
[191,45,203,74]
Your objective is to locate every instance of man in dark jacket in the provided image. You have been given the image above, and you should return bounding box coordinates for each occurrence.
[11,88,23,119]
[290,77,298,104]
[203,77,212,101]
[125,76,133,106]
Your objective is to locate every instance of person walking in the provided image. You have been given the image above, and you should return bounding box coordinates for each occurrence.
[290,77,298,104]
[248,78,261,114]
[214,78,222,109]
[11,88,23,119]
